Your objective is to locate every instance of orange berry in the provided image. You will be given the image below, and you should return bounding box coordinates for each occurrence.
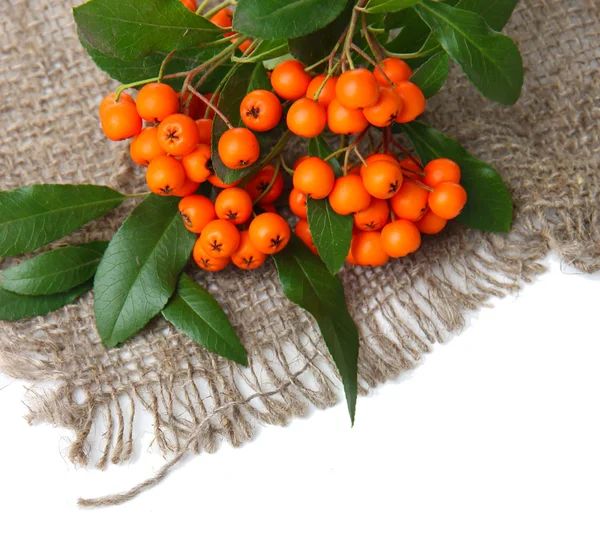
[240,89,282,132]
[231,230,267,270]
[215,187,253,224]
[193,239,230,272]
[99,92,134,119]
[360,153,399,178]
[178,195,216,233]
[346,238,358,265]
[362,160,404,199]
[173,178,201,197]
[327,98,369,135]
[292,157,335,200]
[238,39,254,54]
[136,83,179,123]
[286,98,327,138]
[428,182,467,219]
[306,75,338,107]
[100,101,142,141]
[200,219,241,258]
[335,68,380,109]
[380,220,421,258]
[389,179,429,221]
[218,127,260,169]
[210,7,233,27]
[352,231,389,267]
[394,82,426,123]
[180,0,196,10]
[373,58,412,86]
[246,164,284,205]
[271,60,311,101]
[293,155,309,170]
[363,87,402,127]
[248,213,291,254]
[157,113,201,156]
[329,174,372,215]
[195,118,213,145]
[415,209,448,235]
[146,155,186,196]
[423,158,461,189]
[289,188,308,219]
[295,219,318,255]
[260,204,277,214]
[353,198,390,231]
[182,143,212,183]
[130,127,165,166]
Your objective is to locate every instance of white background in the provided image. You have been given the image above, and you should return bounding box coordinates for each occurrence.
[1,254,599,554]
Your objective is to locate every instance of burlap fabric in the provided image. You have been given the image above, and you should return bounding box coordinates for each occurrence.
[1,0,598,506]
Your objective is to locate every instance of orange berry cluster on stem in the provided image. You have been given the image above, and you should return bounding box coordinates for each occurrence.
[290,152,468,267]
[265,57,426,139]
[98,79,291,272]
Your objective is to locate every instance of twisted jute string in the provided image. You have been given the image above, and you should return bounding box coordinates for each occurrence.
[0,0,598,507]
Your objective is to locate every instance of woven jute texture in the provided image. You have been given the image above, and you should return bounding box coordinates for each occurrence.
[0,0,598,506]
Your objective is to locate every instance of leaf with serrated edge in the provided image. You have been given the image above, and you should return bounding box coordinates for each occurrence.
[0,242,108,296]
[415,0,523,105]
[73,0,222,60]
[306,137,352,274]
[94,195,196,348]
[233,0,348,40]
[274,236,358,423]
[0,185,124,257]
[399,121,513,232]
[0,281,92,321]
[409,51,450,97]
[162,274,248,365]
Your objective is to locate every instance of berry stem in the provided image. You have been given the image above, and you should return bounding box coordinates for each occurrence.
[203,0,236,19]
[325,128,369,162]
[361,12,385,64]
[158,51,176,82]
[252,159,281,206]
[279,155,294,176]
[351,44,395,87]
[195,0,210,15]
[304,56,330,73]
[341,0,369,71]
[312,60,341,102]
[203,63,238,118]
[390,138,421,166]
[187,86,233,129]
[231,39,262,62]
[354,146,368,166]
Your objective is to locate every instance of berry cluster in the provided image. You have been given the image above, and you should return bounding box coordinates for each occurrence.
[97,2,467,273]
[290,154,467,267]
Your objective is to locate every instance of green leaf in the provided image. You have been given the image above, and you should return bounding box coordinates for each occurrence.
[0,242,108,296]
[288,1,353,65]
[94,195,196,348]
[79,36,231,91]
[211,63,284,184]
[0,185,124,258]
[385,9,439,63]
[162,274,248,365]
[73,0,222,61]
[274,237,359,423]
[233,39,290,63]
[306,137,352,274]
[366,0,419,14]
[452,0,519,30]
[0,281,92,321]
[399,121,513,232]
[233,0,348,40]
[307,199,353,275]
[414,0,523,105]
[409,51,450,97]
